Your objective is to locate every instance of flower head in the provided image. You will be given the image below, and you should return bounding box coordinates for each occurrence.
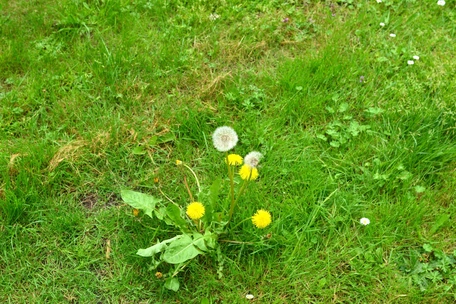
[252,209,272,229]
[389,33,396,38]
[186,202,205,220]
[407,60,414,65]
[246,294,254,300]
[239,164,259,180]
[360,217,370,225]
[379,22,385,27]
[437,0,445,6]
[212,126,238,152]
[413,55,420,60]
[244,151,263,168]
[226,154,243,166]
[176,159,183,166]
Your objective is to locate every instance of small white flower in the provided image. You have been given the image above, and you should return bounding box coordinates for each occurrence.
[212,126,238,152]
[379,22,385,27]
[360,218,370,225]
[437,0,445,6]
[376,0,382,3]
[246,294,254,300]
[389,33,396,38]
[244,151,263,168]
[413,55,420,60]
[407,60,414,65]
[209,13,220,21]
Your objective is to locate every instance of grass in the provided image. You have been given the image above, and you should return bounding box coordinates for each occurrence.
[1,0,455,302]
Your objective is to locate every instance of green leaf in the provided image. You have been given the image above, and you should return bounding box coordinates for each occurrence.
[192,232,207,251]
[366,107,384,115]
[209,178,222,206]
[338,102,349,113]
[415,185,426,193]
[205,178,222,223]
[348,121,360,136]
[164,277,180,291]
[203,230,217,249]
[423,244,433,252]
[157,132,175,144]
[137,235,182,257]
[163,234,203,264]
[429,214,450,235]
[148,135,157,146]
[316,134,327,141]
[397,170,412,180]
[166,204,188,229]
[330,141,340,148]
[154,206,166,220]
[120,190,160,218]
[132,146,147,155]
[200,298,210,304]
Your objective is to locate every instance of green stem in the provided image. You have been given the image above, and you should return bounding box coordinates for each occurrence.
[228,178,249,224]
[183,175,194,202]
[228,216,251,231]
[183,163,201,193]
[227,155,235,216]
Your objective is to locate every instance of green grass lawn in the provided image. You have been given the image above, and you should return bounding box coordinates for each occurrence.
[1,0,455,302]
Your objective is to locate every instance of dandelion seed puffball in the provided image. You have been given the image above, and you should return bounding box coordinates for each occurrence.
[437,0,445,6]
[413,55,420,60]
[246,294,254,300]
[379,22,385,27]
[389,33,396,38]
[212,126,238,152]
[360,217,370,225]
[407,60,414,65]
[244,151,263,168]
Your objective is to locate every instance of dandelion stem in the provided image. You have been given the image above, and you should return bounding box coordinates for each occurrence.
[228,179,249,224]
[183,175,194,202]
[227,153,236,219]
[228,216,251,231]
[158,186,178,206]
[183,163,201,193]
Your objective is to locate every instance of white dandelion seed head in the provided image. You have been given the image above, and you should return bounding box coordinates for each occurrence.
[389,33,396,38]
[212,126,238,152]
[413,55,420,60]
[379,22,385,27]
[437,0,445,6]
[244,151,263,168]
[360,218,370,225]
[246,294,254,300]
[376,0,382,3]
[407,60,415,65]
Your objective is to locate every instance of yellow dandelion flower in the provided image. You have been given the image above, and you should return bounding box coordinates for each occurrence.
[252,209,272,229]
[226,154,243,166]
[176,159,183,166]
[186,202,205,220]
[239,164,259,180]
[133,209,140,217]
